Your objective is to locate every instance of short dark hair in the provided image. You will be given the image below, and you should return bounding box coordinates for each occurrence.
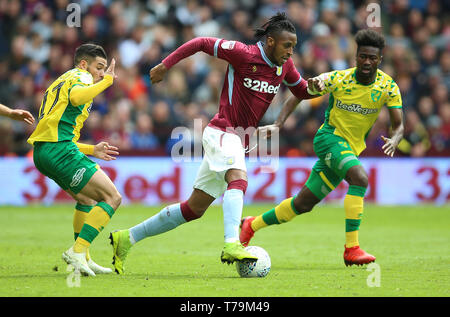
[74,43,107,66]
[355,29,385,52]
[254,12,296,40]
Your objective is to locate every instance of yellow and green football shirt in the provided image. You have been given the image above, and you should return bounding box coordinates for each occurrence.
[27,68,94,145]
[314,67,402,155]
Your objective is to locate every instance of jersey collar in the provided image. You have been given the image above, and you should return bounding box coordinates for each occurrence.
[257,41,283,75]
[352,68,378,86]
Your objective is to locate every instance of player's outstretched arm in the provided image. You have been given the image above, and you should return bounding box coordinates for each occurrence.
[0,103,35,125]
[150,37,239,84]
[381,107,404,157]
[70,59,116,106]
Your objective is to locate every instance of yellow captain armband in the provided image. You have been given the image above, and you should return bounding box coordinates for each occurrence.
[76,142,95,155]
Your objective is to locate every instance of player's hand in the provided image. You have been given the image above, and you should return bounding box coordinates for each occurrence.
[256,124,280,140]
[9,109,35,125]
[149,63,167,84]
[381,135,397,157]
[105,58,117,79]
[307,77,324,94]
[93,141,119,161]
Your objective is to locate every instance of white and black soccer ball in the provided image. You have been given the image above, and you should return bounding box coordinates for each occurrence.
[235,246,271,278]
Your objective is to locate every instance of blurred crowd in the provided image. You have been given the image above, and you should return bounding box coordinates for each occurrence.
[0,0,448,157]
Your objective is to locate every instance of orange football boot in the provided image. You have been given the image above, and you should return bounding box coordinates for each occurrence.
[239,216,256,247]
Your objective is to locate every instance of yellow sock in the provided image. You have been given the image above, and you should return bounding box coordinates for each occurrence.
[74,202,115,253]
[251,197,298,232]
[73,238,90,253]
[73,204,93,257]
[250,215,268,232]
[344,186,366,248]
[345,231,359,248]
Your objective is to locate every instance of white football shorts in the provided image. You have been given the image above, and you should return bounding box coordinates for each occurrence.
[193,126,246,198]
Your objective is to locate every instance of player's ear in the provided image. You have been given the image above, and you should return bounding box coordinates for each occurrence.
[77,59,88,70]
[266,36,275,48]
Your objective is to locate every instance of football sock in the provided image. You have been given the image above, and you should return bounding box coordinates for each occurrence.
[73,202,115,253]
[223,189,244,243]
[73,203,93,241]
[129,202,199,244]
[344,185,366,248]
[73,203,93,260]
[251,197,299,232]
[223,179,248,243]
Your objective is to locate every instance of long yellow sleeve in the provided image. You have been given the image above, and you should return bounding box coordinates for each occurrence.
[70,74,113,106]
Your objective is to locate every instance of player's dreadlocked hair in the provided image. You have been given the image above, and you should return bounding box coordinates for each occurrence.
[355,29,385,52]
[254,12,296,40]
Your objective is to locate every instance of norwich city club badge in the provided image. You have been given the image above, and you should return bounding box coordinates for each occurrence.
[371,89,382,102]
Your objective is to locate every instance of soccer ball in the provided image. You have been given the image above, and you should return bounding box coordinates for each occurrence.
[235,246,271,278]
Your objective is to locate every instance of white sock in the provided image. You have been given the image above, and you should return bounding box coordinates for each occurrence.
[223,189,244,243]
[129,203,186,244]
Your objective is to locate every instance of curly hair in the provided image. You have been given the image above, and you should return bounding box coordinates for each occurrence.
[355,29,385,52]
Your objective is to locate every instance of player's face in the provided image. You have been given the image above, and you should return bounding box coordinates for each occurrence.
[268,31,297,66]
[86,57,108,83]
[355,46,382,82]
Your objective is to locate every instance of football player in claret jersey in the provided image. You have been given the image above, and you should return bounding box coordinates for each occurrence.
[27,44,121,276]
[240,29,405,266]
[110,13,317,274]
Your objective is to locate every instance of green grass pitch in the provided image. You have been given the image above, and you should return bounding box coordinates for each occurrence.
[0,203,448,297]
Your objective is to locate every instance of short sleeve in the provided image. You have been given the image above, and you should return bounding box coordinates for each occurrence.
[386,80,403,108]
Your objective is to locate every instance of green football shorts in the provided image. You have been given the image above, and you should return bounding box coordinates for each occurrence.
[33,141,99,194]
[305,130,362,200]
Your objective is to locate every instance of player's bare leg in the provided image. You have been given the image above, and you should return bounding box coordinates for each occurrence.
[343,165,375,266]
[110,188,215,274]
[63,169,121,276]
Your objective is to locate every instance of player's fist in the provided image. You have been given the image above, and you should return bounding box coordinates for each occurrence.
[150,63,167,84]
[307,77,324,94]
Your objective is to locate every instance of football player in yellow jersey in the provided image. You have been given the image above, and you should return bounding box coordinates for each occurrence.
[0,103,35,125]
[27,44,121,276]
[240,29,404,266]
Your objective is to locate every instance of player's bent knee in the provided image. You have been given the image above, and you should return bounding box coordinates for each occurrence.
[345,166,368,188]
[112,192,122,210]
[295,203,314,214]
[103,190,122,211]
[292,197,316,214]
